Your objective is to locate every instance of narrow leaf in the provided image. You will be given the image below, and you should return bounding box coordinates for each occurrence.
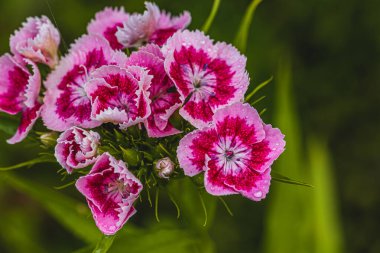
[271,171,313,187]
[234,0,263,52]
[0,156,56,171]
[246,76,273,102]
[202,0,221,33]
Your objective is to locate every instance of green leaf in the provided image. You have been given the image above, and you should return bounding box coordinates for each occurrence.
[1,173,101,243]
[234,0,262,53]
[201,0,221,33]
[92,235,116,253]
[245,76,273,102]
[0,155,56,171]
[271,171,313,187]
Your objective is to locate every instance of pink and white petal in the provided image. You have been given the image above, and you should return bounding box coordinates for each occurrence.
[7,103,42,144]
[247,124,286,173]
[213,103,265,145]
[109,51,129,67]
[126,65,153,92]
[115,14,148,48]
[179,100,215,129]
[23,59,41,108]
[138,43,164,58]
[0,54,29,114]
[204,159,239,196]
[10,17,40,55]
[87,7,129,50]
[177,128,218,176]
[225,168,271,201]
[144,116,181,138]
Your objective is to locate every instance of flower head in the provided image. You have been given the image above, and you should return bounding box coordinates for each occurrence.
[41,34,126,131]
[84,65,152,127]
[177,103,285,201]
[87,7,129,50]
[55,127,100,173]
[116,2,191,47]
[163,30,249,129]
[0,54,42,144]
[76,153,143,235]
[10,16,60,67]
[127,44,181,137]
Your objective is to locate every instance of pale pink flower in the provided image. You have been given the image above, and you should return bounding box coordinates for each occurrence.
[76,152,143,235]
[177,103,285,201]
[84,65,152,128]
[116,2,191,47]
[87,7,129,50]
[10,16,60,68]
[41,34,127,131]
[0,54,42,144]
[163,30,249,129]
[127,44,181,137]
[55,127,100,174]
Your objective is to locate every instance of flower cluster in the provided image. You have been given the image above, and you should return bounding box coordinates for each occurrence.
[0,2,285,235]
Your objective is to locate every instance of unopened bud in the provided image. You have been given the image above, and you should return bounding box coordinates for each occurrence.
[155,157,175,179]
[40,132,58,147]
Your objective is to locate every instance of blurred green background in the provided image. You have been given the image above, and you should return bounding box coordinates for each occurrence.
[0,0,379,252]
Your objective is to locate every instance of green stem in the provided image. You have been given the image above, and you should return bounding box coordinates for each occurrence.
[202,0,221,33]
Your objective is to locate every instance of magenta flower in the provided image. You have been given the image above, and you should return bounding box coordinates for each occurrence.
[177,103,285,201]
[87,7,129,50]
[10,16,60,68]
[84,65,152,128]
[127,44,181,137]
[163,30,249,129]
[0,54,42,144]
[41,34,125,131]
[55,127,100,174]
[116,2,191,48]
[76,152,142,235]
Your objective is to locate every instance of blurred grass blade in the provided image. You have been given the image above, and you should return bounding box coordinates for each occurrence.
[308,136,344,253]
[202,0,221,33]
[245,76,273,102]
[92,235,116,253]
[271,171,313,187]
[234,0,262,52]
[2,173,101,243]
[0,156,56,171]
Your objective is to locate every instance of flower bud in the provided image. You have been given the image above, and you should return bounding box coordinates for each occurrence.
[40,132,58,147]
[155,157,174,179]
[120,147,140,167]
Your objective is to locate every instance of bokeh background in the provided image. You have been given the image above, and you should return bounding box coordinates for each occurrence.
[0,0,379,252]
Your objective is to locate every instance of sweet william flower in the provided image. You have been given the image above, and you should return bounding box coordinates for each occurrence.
[163,30,249,129]
[84,65,152,128]
[116,2,191,47]
[0,54,42,144]
[127,44,181,137]
[177,103,285,201]
[41,34,126,131]
[55,127,100,174]
[10,16,60,68]
[76,152,143,235]
[87,7,129,50]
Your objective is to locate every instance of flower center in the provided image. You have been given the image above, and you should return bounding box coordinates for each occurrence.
[105,179,131,199]
[224,150,234,160]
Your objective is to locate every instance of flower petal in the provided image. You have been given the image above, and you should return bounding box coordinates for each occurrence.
[7,103,42,144]
[87,7,129,50]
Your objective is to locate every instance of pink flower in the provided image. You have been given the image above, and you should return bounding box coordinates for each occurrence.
[87,7,129,50]
[10,16,60,68]
[177,103,285,201]
[76,152,142,235]
[127,44,181,137]
[41,34,126,131]
[84,65,152,128]
[163,30,249,129]
[116,2,191,47]
[0,54,42,144]
[55,127,100,174]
